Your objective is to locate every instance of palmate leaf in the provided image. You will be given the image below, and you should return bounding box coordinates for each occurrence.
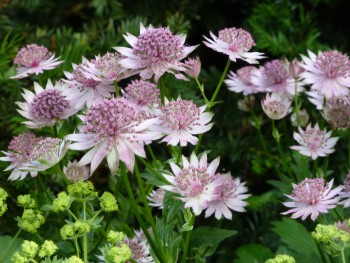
[0,235,23,263]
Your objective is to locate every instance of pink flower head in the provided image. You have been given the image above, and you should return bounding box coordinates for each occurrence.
[62,58,114,109]
[339,173,350,208]
[290,123,338,159]
[66,98,161,175]
[63,160,90,182]
[160,152,225,215]
[11,44,63,79]
[115,24,198,82]
[147,188,165,209]
[282,178,343,221]
[154,98,214,146]
[123,236,154,263]
[300,50,350,99]
[225,66,261,95]
[323,96,350,129]
[251,59,304,96]
[205,173,250,220]
[261,93,292,120]
[306,89,325,110]
[203,27,264,64]
[183,57,201,78]
[16,79,78,128]
[284,58,305,79]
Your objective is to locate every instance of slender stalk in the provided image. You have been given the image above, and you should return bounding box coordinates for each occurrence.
[68,209,79,221]
[147,145,157,163]
[52,124,58,138]
[293,78,300,124]
[250,109,269,154]
[0,228,22,262]
[121,164,165,262]
[74,238,80,257]
[137,157,169,184]
[83,201,88,263]
[114,81,120,97]
[89,209,102,222]
[181,229,192,263]
[194,134,203,154]
[158,78,165,105]
[341,248,346,263]
[208,59,231,108]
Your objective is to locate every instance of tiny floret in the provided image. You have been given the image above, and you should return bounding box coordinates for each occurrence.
[20,240,39,258]
[18,209,45,233]
[100,191,118,212]
[107,230,125,244]
[265,254,296,263]
[38,240,58,258]
[67,256,84,263]
[17,194,36,209]
[67,180,97,199]
[52,192,72,212]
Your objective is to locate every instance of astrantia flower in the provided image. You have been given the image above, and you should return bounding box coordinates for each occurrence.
[225,66,261,95]
[0,132,42,180]
[339,173,350,208]
[284,58,305,79]
[251,60,303,95]
[62,58,114,109]
[290,123,338,159]
[16,80,78,128]
[183,57,201,78]
[306,89,325,110]
[66,98,160,175]
[203,27,264,64]
[300,50,350,99]
[290,108,309,128]
[323,96,350,129]
[11,44,63,79]
[282,178,343,221]
[123,236,154,263]
[147,188,165,209]
[261,93,292,120]
[154,98,213,146]
[115,24,197,82]
[63,160,90,182]
[160,152,225,215]
[205,173,250,220]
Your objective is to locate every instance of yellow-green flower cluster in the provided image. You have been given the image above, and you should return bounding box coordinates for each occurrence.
[52,192,73,212]
[104,243,132,263]
[107,230,125,244]
[38,240,58,258]
[265,254,296,263]
[18,209,45,233]
[67,256,84,263]
[17,194,36,209]
[100,192,118,212]
[0,187,8,216]
[60,220,91,240]
[12,240,39,263]
[67,180,98,199]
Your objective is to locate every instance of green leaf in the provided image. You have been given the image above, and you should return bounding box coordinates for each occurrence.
[163,192,184,223]
[0,235,23,263]
[190,227,237,248]
[235,243,274,263]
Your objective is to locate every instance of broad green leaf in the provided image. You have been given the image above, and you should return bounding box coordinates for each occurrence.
[190,227,237,248]
[235,243,274,263]
[0,235,23,263]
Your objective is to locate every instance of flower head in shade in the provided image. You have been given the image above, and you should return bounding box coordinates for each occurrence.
[63,160,90,182]
[154,98,213,146]
[147,188,165,209]
[66,98,160,175]
[11,44,63,79]
[339,173,350,208]
[251,59,303,95]
[16,80,78,129]
[183,57,201,78]
[225,66,261,95]
[203,27,264,64]
[237,95,256,112]
[115,24,197,82]
[261,93,292,120]
[62,58,114,109]
[290,123,338,159]
[323,96,350,129]
[123,235,154,263]
[290,109,310,128]
[282,178,343,221]
[205,173,250,220]
[300,50,350,99]
[160,152,225,215]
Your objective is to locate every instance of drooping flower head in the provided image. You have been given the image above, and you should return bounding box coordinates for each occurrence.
[66,98,160,175]
[205,173,250,220]
[225,66,261,95]
[160,152,225,215]
[63,58,114,109]
[183,57,201,78]
[261,93,292,120]
[11,44,63,79]
[284,58,305,79]
[290,123,338,159]
[63,160,90,182]
[300,50,350,99]
[203,27,264,64]
[147,188,165,209]
[282,178,343,221]
[16,80,78,128]
[115,24,197,82]
[154,98,213,146]
[322,97,350,129]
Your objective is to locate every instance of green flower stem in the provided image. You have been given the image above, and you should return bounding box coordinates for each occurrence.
[37,176,53,202]
[158,77,165,105]
[89,209,102,222]
[137,157,169,184]
[180,223,194,263]
[147,145,157,163]
[293,78,300,122]
[68,209,79,221]
[195,78,210,104]
[83,201,88,263]
[250,109,269,154]
[121,163,165,263]
[114,81,120,97]
[74,238,80,258]
[0,228,22,262]
[341,248,346,263]
[52,125,58,138]
[194,134,203,154]
[54,164,71,186]
[134,162,165,259]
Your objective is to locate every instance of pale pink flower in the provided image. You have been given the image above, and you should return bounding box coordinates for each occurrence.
[205,173,250,220]
[203,27,264,64]
[147,188,165,209]
[66,98,161,175]
[306,89,325,110]
[63,160,90,182]
[225,66,261,95]
[335,220,350,233]
[251,59,304,96]
[11,44,63,79]
[115,24,198,82]
[183,57,201,78]
[160,152,225,215]
[339,173,350,208]
[62,58,114,109]
[322,96,350,129]
[16,80,78,128]
[282,178,343,221]
[261,93,292,120]
[123,236,154,263]
[290,123,338,159]
[284,58,305,79]
[154,98,213,146]
[300,50,350,99]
